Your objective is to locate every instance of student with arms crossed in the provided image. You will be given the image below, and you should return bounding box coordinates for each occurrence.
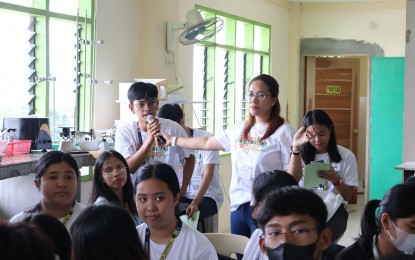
[135,162,218,260]
[115,82,195,196]
[157,103,223,231]
[256,186,332,260]
[159,74,295,245]
[9,151,86,231]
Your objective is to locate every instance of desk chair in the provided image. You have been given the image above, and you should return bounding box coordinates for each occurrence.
[204,233,249,259]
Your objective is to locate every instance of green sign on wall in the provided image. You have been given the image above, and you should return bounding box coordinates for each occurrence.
[326,86,341,94]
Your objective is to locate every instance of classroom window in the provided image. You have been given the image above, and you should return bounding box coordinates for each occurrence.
[0,10,33,118]
[192,6,270,134]
[0,1,94,141]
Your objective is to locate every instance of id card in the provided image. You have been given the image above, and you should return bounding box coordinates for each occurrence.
[237,161,253,180]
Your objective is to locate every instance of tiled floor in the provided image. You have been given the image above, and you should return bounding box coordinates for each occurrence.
[337,193,365,247]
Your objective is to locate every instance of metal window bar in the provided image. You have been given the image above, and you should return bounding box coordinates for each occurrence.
[241,53,247,121]
[202,46,208,128]
[260,55,263,74]
[28,16,36,115]
[74,17,81,130]
[222,50,229,131]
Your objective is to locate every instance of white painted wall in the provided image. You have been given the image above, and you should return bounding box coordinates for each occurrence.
[299,3,406,57]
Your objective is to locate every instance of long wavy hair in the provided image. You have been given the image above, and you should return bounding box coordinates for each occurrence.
[242,74,285,142]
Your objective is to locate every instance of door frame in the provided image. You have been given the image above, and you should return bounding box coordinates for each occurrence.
[299,38,384,202]
[304,56,359,160]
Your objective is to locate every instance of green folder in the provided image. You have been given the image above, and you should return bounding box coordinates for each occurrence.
[179,211,200,229]
[303,162,330,189]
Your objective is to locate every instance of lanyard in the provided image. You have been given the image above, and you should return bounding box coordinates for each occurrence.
[62,201,75,226]
[145,219,182,260]
[137,123,143,146]
[38,200,75,226]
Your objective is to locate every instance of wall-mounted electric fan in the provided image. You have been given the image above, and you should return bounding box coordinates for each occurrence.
[166,9,224,53]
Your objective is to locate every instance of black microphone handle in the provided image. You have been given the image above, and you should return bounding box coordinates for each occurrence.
[146,115,166,143]
[157,135,166,144]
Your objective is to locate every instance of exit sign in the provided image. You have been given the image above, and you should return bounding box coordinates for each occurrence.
[326,86,341,94]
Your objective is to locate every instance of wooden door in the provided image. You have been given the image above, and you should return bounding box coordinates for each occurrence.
[305,57,359,161]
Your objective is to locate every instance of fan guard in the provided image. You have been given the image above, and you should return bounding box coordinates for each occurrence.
[166,9,223,53]
[179,16,223,45]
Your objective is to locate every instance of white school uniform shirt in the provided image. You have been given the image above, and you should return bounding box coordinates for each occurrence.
[136,222,218,260]
[299,145,359,203]
[115,118,192,180]
[9,201,86,231]
[182,128,223,210]
[215,121,295,211]
[242,228,268,260]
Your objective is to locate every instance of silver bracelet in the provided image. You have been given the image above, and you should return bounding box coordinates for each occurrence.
[172,136,177,147]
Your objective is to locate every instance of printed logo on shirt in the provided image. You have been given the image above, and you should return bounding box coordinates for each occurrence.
[233,135,267,151]
[145,146,169,162]
[195,151,202,163]
[178,151,203,170]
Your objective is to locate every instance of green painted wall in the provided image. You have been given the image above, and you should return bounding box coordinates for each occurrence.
[369,57,404,200]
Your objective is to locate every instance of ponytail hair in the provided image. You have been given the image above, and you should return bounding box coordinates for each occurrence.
[360,184,415,240]
[360,200,381,240]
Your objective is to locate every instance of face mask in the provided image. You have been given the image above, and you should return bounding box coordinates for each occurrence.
[387,221,415,255]
[266,243,317,260]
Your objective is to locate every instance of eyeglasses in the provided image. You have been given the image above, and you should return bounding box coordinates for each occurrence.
[133,99,158,111]
[262,228,317,248]
[102,165,126,176]
[246,92,271,101]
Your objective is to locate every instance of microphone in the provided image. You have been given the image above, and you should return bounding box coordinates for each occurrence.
[146,115,166,144]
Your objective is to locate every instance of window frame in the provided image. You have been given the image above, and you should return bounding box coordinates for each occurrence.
[0,0,94,132]
[193,5,271,134]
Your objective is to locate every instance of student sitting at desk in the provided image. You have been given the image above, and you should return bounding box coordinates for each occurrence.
[89,150,141,225]
[242,170,298,260]
[135,162,218,260]
[288,109,358,242]
[256,186,332,260]
[9,151,86,230]
[336,184,415,259]
[157,103,223,232]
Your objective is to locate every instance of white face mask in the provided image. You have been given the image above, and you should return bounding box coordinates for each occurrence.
[387,221,415,255]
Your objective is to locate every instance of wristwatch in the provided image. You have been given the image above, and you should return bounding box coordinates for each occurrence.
[289,146,302,155]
